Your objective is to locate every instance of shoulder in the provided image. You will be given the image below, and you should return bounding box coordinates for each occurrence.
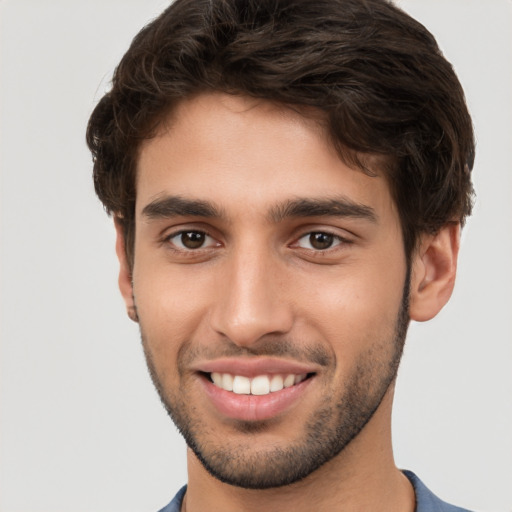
[403,470,474,512]
[157,485,187,512]
[158,476,475,512]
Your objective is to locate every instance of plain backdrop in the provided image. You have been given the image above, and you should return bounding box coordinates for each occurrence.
[1,1,511,511]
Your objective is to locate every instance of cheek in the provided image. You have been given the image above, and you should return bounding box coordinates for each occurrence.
[132,263,213,362]
[297,259,406,364]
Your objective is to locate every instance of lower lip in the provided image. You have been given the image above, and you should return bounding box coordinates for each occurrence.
[200,375,314,422]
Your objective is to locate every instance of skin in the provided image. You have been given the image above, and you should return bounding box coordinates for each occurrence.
[115,93,460,512]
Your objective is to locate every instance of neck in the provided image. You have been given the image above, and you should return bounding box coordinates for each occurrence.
[183,385,415,512]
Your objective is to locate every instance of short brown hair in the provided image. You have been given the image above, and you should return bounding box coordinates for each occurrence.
[87,0,475,267]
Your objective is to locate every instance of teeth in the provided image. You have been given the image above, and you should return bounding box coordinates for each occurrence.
[233,376,251,395]
[295,374,306,384]
[283,374,295,388]
[269,374,284,392]
[210,373,308,396]
[222,373,234,391]
[211,372,223,386]
[251,375,270,395]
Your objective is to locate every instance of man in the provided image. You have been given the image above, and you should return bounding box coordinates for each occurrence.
[86,0,475,510]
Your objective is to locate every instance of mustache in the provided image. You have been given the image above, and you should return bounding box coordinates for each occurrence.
[177,337,332,369]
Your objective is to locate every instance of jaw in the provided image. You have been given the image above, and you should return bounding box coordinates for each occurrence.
[184,383,402,512]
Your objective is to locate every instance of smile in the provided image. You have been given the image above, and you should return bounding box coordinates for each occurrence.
[194,357,320,421]
[210,372,309,395]
[200,373,315,422]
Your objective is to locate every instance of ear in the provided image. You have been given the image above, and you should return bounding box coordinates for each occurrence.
[409,223,460,322]
[114,218,139,323]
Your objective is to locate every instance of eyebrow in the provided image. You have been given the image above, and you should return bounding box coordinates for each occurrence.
[268,197,377,223]
[141,194,377,224]
[142,195,224,220]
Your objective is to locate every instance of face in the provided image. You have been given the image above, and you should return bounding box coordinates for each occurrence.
[128,93,411,488]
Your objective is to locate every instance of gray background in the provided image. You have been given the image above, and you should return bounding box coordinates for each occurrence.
[1,1,511,511]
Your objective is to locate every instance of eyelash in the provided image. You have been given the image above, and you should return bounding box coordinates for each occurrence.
[162,229,351,255]
[293,231,351,252]
[163,229,219,252]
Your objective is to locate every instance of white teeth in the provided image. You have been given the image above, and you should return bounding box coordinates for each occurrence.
[232,376,251,395]
[295,374,307,384]
[210,372,309,395]
[284,374,295,388]
[251,375,270,395]
[269,374,284,392]
[222,373,234,391]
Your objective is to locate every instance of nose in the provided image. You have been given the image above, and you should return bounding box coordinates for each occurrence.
[209,245,294,348]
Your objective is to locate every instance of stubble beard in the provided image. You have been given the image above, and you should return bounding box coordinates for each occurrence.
[139,271,411,490]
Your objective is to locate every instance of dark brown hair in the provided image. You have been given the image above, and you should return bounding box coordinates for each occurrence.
[87,0,475,267]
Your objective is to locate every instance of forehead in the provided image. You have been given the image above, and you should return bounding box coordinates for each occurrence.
[136,93,396,221]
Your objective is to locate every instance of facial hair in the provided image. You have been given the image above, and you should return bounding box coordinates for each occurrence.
[139,269,411,489]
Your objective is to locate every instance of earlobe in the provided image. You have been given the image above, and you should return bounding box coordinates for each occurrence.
[409,223,460,322]
[114,218,139,323]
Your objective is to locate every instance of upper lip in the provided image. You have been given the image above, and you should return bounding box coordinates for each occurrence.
[193,357,319,377]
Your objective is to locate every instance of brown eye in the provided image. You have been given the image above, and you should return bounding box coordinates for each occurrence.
[180,231,206,249]
[167,230,216,250]
[295,232,343,251]
[309,232,334,250]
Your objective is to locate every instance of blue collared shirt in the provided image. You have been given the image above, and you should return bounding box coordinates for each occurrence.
[158,471,474,511]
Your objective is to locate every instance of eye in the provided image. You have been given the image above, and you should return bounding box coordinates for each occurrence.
[167,230,217,250]
[295,232,343,251]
